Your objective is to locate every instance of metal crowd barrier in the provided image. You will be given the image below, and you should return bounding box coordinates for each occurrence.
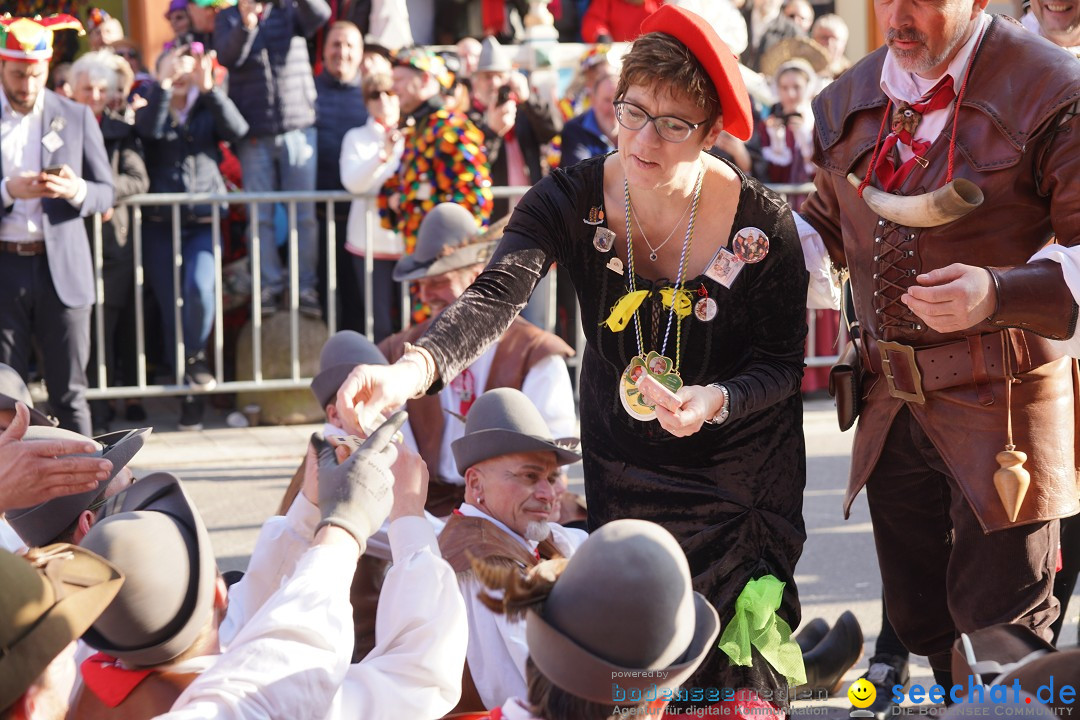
[85,182,830,400]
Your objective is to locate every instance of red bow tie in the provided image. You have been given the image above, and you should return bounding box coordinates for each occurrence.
[873,76,956,192]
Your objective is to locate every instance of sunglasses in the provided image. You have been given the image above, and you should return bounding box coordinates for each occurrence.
[365,89,396,101]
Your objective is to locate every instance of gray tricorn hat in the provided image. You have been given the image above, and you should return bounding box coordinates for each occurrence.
[6,426,151,547]
[80,472,218,667]
[476,35,512,73]
[451,387,580,475]
[0,363,56,427]
[526,519,720,703]
[392,203,507,282]
[310,330,387,409]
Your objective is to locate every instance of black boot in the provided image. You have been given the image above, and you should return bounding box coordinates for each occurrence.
[797,610,864,698]
[796,617,830,654]
[854,654,910,720]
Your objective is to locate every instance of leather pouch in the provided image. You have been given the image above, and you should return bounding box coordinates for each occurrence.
[828,338,862,432]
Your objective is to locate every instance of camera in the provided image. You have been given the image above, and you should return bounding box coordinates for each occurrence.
[496,84,514,106]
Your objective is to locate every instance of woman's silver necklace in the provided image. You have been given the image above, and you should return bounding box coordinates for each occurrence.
[629,192,694,262]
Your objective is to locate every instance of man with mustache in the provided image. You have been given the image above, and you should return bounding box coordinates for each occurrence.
[798,0,1080,696]
[436,388,587,714]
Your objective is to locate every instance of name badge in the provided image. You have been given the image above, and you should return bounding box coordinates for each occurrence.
[41,131,64,153]
[705,248,745,288]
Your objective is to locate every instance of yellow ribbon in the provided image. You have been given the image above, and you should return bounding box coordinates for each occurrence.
[603,288,694,332]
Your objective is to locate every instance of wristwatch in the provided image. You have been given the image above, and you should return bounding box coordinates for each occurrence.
[705,383,730,425]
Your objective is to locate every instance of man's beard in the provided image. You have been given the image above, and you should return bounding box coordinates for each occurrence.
[887,20,971,74]
[524,520,551,542]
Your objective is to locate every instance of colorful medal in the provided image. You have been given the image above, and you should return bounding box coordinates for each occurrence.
[732,227,769,264]
[593,226,616,252]
[695,297,717,322]
[584,206,606,225]
[619,352,684,421]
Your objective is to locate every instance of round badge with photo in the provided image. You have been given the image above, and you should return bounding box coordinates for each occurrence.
[619,352,683,421]
[732,227,770,264]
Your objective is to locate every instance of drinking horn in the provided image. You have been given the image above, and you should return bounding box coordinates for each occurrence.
[846,173,984,227]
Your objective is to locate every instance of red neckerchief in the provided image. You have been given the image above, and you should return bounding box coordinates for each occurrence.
[451,368,476,416]
[873,76,956,192]
[81,652,154,707]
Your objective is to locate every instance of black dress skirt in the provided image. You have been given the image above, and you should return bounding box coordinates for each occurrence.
[420,154,810,708]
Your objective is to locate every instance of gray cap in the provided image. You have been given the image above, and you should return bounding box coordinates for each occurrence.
[0,363,56,427]
[310,330,388,409]
[392,203,506,282]
[81,472,218,667]
[451,388,580,475]
[475,35,512,74]
[6,426,151,547]
[526,519,719,703]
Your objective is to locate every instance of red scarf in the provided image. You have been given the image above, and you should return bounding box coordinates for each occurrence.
[81,652,154,707]
[873,76,956,192]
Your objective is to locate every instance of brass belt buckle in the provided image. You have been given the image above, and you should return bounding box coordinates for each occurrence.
[877,340,926,404]
[15,243,37,257]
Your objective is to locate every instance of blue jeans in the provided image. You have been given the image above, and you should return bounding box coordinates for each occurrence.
[237,127,318,296]
[144,222,216,374]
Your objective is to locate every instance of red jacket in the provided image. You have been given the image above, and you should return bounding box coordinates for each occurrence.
[581,0,663,42]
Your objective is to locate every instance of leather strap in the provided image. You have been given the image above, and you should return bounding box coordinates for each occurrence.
[863,329,1062,395]
[968,334,994,406]
[0,240,45,255]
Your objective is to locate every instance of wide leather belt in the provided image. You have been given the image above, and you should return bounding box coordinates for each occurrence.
[0,240,45,256]
[863,330,1064,404]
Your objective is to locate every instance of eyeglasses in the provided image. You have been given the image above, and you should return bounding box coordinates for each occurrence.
[365,89,396,101]
[613,100,705,143]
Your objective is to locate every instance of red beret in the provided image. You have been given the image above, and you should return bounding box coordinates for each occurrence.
[640,5,754,142]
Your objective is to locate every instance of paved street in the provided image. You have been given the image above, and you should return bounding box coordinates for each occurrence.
[122,395,1079,716]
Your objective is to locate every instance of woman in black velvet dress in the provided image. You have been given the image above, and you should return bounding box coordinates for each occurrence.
[340,6,809,713]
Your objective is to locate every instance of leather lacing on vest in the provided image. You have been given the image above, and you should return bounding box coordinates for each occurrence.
[871,217,924,340]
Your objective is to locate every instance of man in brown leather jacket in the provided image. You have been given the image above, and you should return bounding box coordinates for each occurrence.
[799,0,1080,690]
[381,202,577,517]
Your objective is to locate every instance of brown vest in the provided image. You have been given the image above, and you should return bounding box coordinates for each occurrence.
[802,15,1080,531]
[437,513,564,715]
[69,670,198,720]
[380,317,574,516]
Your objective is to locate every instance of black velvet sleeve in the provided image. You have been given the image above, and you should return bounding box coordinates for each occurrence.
[416,168,582,389]
[722,189,809,422]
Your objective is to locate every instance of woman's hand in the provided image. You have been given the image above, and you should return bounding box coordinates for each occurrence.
[653,384,724,438]
[336,362,421,434]
[197,51,216,94]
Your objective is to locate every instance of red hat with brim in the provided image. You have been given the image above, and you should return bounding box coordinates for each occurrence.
[639,5,753,142]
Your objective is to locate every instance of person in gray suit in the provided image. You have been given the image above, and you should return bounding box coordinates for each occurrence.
[0,15,115,435]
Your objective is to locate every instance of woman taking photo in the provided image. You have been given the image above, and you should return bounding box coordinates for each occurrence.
[340,6,809,713]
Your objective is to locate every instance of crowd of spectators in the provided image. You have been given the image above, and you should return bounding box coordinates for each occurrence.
[11,0,859,435]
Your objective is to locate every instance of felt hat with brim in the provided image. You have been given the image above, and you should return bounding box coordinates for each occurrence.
[392,203,506,282]
[951,623,1056,687]
[451,387,580,475]
[311,330,387,409]
[6,426,151,547]
[639,5,754,141]
[0,543,123,711]
[0,363,56,427]
[476,35,512,74]
[759,36,830,80]
[81,472,218,667]
[1001,650,1080,712]
[0,14,84,64]
[526,519,720,704]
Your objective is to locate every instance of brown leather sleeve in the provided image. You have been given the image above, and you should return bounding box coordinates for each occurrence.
[799,165,848,268]
[986,260,1079,340]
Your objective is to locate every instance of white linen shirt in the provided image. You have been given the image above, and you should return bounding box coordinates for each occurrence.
[454,503,587,710]
[218,495,468,720]
[0,88,45,242]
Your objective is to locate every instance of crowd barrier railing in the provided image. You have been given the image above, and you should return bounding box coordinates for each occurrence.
[86,182,832,400]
